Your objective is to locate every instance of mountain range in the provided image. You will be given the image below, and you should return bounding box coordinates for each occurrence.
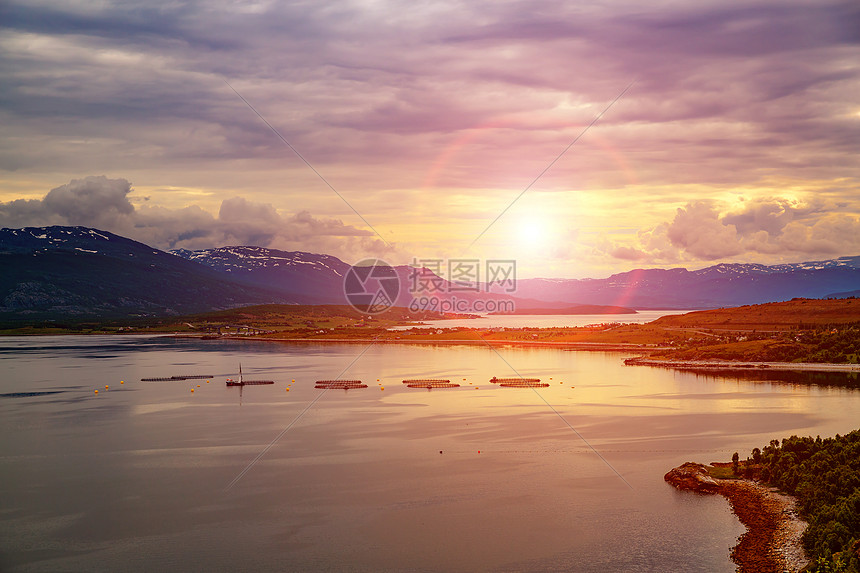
[507,257,860,309]
[2,225,858,321]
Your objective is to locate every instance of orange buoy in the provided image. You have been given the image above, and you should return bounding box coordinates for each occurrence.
[291,379,295,382]
[191,389,194,393]
[120,380,124,384]
[286,388,290,392]
[105,385,109,389]
[381,387,384,390]
[94,389,98,394]
[197,384,200,387]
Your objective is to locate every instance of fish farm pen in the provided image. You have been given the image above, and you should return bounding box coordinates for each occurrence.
[315,380,368,389]
[489,377,542,384]
[402,379,460,389]
[140,374,215,381]
[498,381,550,387]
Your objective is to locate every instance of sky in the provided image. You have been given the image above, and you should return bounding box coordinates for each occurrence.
[1,0,859,278]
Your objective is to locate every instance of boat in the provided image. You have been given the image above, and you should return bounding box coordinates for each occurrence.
[226,364,274,386]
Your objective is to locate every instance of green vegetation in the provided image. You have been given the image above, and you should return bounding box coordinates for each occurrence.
[648,327,860,364]
[706,464,738,480]
[748,431,860,572]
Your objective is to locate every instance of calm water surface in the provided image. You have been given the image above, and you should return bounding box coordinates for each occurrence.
[1,335,859,572]
[391,310,692,330]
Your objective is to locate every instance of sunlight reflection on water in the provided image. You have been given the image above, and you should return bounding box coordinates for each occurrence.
[1,336,858,571]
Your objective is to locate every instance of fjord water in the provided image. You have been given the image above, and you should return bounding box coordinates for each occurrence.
[2,336,859,572]
[390,309,691,330]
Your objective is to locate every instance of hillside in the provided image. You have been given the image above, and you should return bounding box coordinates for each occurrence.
[0,226,307,321]
[171,246,354,303]
[652,298,860,330]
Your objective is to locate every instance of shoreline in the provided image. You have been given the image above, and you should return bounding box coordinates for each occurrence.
[4,331,858,372]
[215,335,662,351]
[719,479,808,572]
[210,335,860,371]
[625,356,860,372]
[665,463,808,572]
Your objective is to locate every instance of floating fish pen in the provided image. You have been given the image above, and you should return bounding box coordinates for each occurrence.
[141,374,214,382]
[241,380,274,385]
[499,381,550,388]
[404,379,460,389]
[401,379,452,384]
[315,380,367,390]
[489,377,541,384]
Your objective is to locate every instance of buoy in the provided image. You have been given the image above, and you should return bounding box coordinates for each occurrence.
[191,389,194,393]
[478,450,481,454]
[207,380,210,384]
[381,387,384,391]
[439,450,443,454]
[291,379,295,382]
[475,387,479,389]
[197,384,200,387]
[286,388,290,392]
[377,378,380,381]
[94,389,98,394]
[105,385,109,389]
[463,378,466,381]
[120,380,124,384]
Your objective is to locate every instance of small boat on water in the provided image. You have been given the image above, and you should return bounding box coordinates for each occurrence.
[226,364,274,386]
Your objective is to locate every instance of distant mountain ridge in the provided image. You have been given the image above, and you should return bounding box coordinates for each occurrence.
[171,246,348,276]
[3,226,859,321]
[174,244,860,310]
[508,257,860,309]
[0,226,309,321]
[170,246,352,303]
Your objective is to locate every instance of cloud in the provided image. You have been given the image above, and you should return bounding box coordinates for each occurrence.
[606,197,860,265]
[0,176,390,260]
[1,0,859,278]
[665,201,743,259]
[721,197,828,236]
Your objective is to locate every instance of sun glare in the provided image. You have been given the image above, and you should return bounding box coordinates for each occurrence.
[518,219,546,249]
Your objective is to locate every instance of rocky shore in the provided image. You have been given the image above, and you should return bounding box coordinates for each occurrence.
[628,356,860,372]
[665,463,808,572]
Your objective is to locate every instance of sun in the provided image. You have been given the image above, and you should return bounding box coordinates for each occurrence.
[518,219,546,249]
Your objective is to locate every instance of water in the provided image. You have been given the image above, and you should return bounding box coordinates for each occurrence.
[2,335,859,572]
[390,309,692,330]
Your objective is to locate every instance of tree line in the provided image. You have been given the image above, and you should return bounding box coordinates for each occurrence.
[740,430,860,572]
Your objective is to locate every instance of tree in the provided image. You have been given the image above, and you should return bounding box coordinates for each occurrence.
[732,452,740,475]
